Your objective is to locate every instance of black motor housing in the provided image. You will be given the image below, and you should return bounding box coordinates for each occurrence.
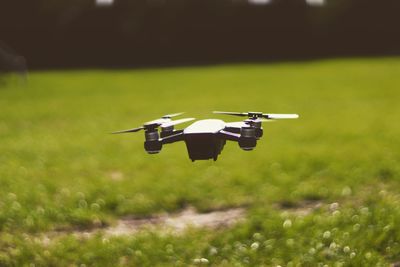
[144,130,162,154]
[239,127,257,151]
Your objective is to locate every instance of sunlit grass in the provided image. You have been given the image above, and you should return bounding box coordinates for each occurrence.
[0,57,400,266]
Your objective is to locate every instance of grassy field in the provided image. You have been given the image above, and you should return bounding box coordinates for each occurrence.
[1,57,400,266]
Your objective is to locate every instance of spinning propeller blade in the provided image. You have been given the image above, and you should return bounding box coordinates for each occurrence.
[162,112,184,119]
[112,112,187,134]
[264,113,299,119]
[213,111,248,117]
[111,126,145,134]
[145,112,185,125]
[214,111,299,120]
[144,118,168,126]
[161,118,195,128]
[247,118,274,122]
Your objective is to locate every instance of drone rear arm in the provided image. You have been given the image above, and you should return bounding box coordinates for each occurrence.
[218,129,257,151]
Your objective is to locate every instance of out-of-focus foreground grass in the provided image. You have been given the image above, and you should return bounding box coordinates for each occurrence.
[0,58,400,266]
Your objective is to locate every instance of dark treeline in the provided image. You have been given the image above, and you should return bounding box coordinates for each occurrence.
[1,0,400,69]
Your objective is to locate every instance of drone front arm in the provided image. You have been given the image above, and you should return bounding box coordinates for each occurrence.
[160,131,185,144]
[223,122,245,134]
[218,130,240,142]
[144,131,184,154]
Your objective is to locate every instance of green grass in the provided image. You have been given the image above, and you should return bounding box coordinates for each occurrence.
[1,57,400,266]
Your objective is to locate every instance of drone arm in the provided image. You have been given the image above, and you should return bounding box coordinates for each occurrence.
[223,122,244,134]
[218,130,240,142]
[219,129,258,151]
[160,131,184,144]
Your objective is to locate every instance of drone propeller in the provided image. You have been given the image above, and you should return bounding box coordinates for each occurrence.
[245,118,275,123]
[112,112,188,134]
[161,118,195,129]
[213,111,299,120]
[213,111,248,117]
[144,112,185,126]
[111,126,145,134]
[162,112,184,119]
[264,113,299,119]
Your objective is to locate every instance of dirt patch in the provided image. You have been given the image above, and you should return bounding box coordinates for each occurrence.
[44,207,246,241]
[108,170,124,181]
[104,207,246,236]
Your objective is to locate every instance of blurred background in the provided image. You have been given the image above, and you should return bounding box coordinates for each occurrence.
[1,0,400,70]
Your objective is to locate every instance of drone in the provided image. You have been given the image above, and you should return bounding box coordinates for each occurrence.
[112,111,299,161]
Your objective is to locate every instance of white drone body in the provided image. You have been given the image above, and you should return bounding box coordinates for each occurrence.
[113,111,299,161]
